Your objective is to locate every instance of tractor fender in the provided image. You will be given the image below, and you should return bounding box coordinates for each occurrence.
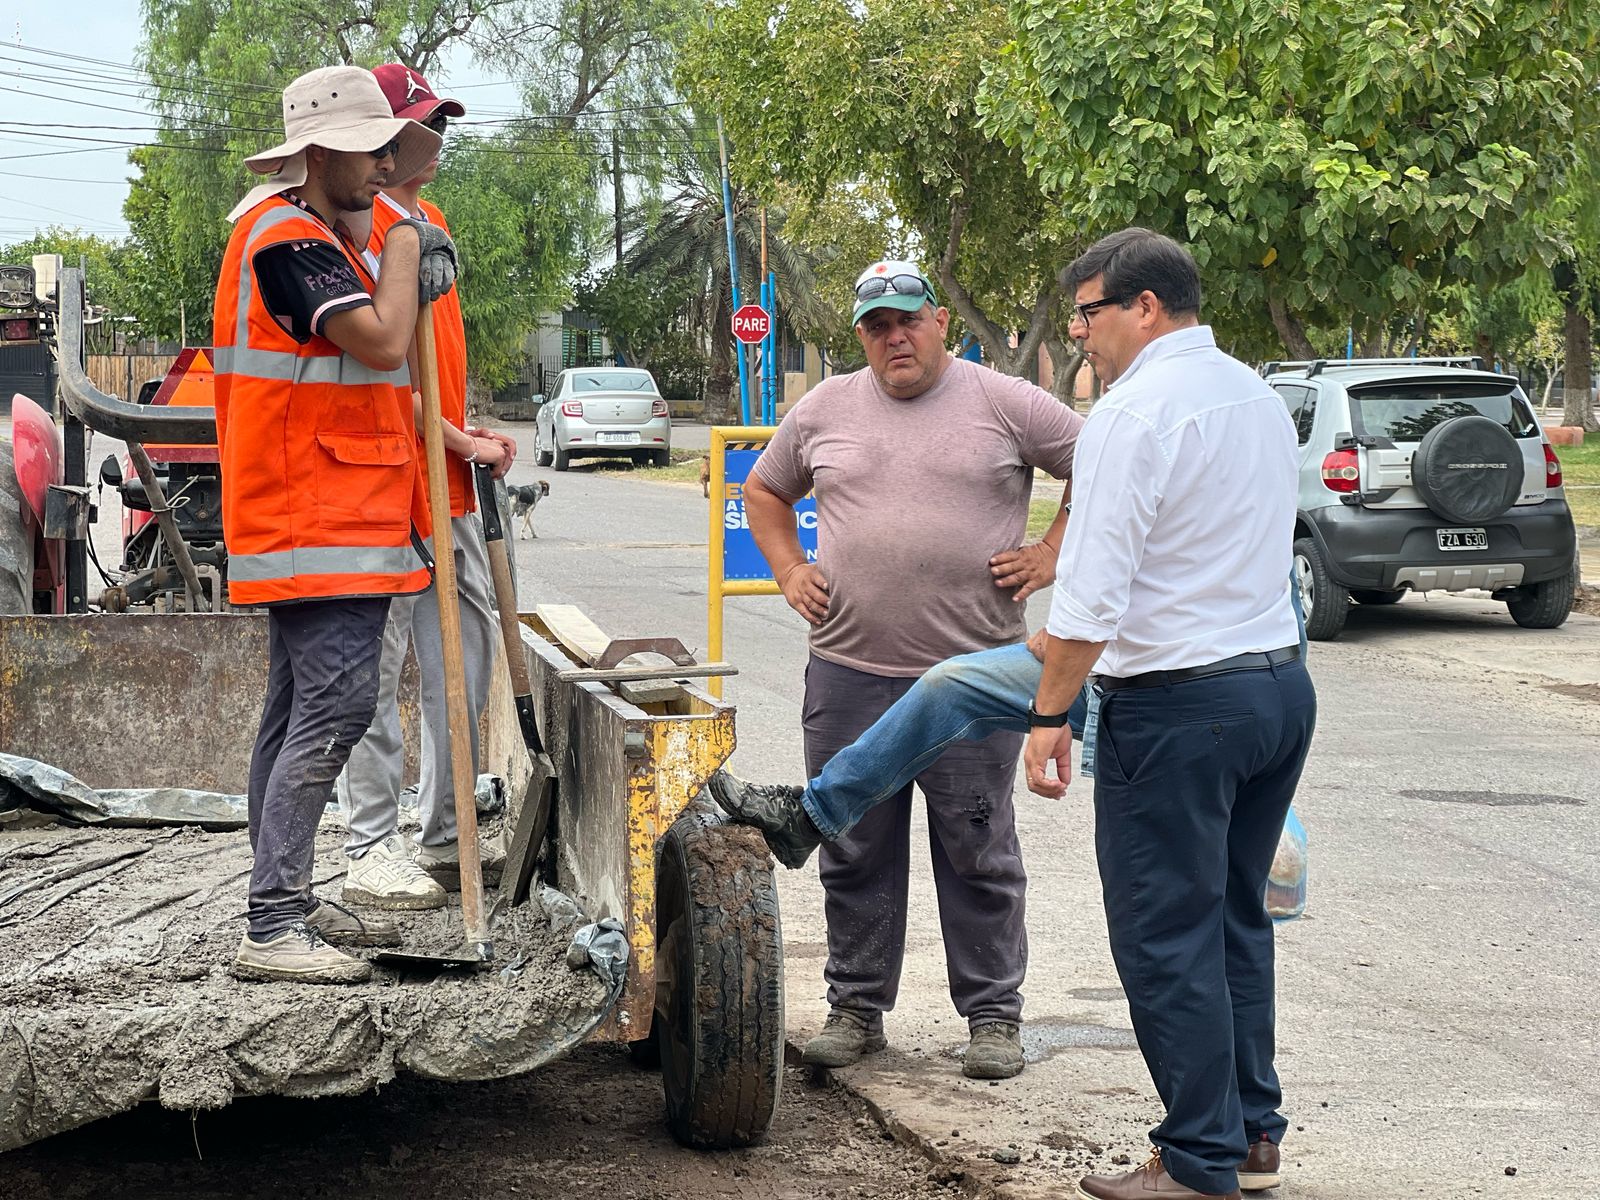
[9,393,61,525]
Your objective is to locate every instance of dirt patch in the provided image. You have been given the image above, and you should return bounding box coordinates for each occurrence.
[0,824,609,1152]
[0,1046,960,1200]
[1574,583,1600,618]
[1545,682,1600,704]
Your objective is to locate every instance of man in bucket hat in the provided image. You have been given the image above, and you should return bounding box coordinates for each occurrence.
[334,64,516,909]
[213,65,458,983]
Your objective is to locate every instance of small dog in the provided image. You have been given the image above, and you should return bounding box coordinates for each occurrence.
[700,455,711,499]
[507,480,551,539]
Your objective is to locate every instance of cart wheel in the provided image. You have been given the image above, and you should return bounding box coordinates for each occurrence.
[654,801,783,1149]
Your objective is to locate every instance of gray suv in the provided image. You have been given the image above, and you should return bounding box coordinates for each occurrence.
[1264,357,1579,640]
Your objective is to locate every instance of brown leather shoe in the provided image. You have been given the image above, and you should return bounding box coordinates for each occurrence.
[1076,1149,1242,1200]
[1239,1135,1281,1191]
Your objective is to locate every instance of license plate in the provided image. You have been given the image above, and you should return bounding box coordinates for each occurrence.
[1437,527,1487,551]
[598,431,640,445]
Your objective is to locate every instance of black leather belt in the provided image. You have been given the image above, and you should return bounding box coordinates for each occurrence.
[1094,645,1302,694]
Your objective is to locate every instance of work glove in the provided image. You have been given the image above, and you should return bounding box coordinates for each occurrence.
[393,217,458,303]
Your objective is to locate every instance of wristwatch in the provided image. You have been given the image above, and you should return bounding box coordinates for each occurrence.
[1027,701,1072,728]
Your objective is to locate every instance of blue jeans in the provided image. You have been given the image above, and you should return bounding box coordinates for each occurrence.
[801,572,1305,840]
[803,644,1048,839]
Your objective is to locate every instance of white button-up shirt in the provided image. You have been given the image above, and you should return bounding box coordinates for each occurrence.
[1046,325,1300,676]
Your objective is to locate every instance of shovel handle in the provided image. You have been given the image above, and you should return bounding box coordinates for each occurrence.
[417,306,490,958]
[473,463,544,754]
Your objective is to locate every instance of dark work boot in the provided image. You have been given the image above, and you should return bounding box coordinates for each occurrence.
[963,1021,1024,1079]
[801,1009,888,1067]
[706,770,824,869]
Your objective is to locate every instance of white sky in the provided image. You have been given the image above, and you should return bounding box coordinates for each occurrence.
[0,2,527,244]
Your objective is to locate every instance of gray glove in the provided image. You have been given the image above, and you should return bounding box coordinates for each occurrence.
[392,217,458,302]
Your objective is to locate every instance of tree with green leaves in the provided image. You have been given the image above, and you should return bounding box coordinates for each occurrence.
[128,0,606,384]
[679,0,1087,397]
[979,0,1600,365]
[0,229,139,322]
[574,261,693,369]
[617,139,833,419]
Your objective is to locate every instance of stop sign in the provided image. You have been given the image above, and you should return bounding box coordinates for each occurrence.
[732,303,771,344]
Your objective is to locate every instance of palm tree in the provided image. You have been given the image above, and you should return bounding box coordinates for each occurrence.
[623,132,836,421]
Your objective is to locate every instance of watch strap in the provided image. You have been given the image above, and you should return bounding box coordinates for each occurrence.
[1027,702,1072,728]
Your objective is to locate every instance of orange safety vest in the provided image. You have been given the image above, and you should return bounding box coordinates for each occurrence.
[213,193,431,606]
[363,193,474,517]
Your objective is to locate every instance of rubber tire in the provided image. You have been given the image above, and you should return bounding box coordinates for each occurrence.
[1506,560,1576,629]
[1351,589,1405,606]
[534,425,554,468]
[650,448,671,467]
[1294,537,1349,641]
[552,443,571,471]
[655,800,783,1150]
[1409,415,1522,525]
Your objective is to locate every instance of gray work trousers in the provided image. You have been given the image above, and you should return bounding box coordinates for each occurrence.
[248,597,390,937]
[802,654,1028,1032]
[335,514,498,854]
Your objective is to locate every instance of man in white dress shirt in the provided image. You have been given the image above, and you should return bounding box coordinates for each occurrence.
[712,228,1315,1200]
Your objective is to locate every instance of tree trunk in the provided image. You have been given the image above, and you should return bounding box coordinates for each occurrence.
[1266,287,1315,359]
[1043,332,1086,407]
[707,292,736,424]
[1561,297,1598,432]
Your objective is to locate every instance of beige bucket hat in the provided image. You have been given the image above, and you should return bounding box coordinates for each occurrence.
[227,65,441,221]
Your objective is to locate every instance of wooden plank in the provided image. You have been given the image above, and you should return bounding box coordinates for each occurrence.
[534,603,611,666]
[557,662,736,684]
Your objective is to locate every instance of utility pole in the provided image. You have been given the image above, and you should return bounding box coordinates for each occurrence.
[179,299,187,348]
[611,128,624,266]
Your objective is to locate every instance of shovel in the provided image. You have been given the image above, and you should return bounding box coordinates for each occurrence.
[375,304,492,971]
[473,461,557,906]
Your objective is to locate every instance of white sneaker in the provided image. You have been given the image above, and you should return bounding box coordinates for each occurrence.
[343,834,448,910]
[233,922,372,984]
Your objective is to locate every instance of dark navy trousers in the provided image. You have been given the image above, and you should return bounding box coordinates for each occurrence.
[1092,656,1315,1196]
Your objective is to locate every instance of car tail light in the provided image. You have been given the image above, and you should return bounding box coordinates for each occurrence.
[1320,449,1359,493]
[560,400,584,418]
[650,397,668,418]
[1544,443,1563,488]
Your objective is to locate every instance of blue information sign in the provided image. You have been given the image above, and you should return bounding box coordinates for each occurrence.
[721,445,818,581]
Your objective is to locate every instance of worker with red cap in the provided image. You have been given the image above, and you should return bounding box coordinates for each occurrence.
[333,64,518,911]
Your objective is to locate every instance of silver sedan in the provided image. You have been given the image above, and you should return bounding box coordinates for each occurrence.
[534,368,672,470]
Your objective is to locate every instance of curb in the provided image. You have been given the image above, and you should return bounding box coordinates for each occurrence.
[783,1038,1012,1199]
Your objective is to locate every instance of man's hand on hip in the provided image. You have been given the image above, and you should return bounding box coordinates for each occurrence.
[1023,724,1074,799]
[990,540,1060,603]
[779,562,830,626]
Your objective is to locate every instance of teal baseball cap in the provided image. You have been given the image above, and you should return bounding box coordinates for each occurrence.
[852,259,938,326]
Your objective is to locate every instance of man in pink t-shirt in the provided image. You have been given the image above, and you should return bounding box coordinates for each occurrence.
[735,260,1083,1081]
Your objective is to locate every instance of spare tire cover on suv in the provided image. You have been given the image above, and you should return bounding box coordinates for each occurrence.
[1409,415,1523,524]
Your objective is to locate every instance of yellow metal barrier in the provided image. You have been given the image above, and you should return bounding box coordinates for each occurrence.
[706,426,791,698]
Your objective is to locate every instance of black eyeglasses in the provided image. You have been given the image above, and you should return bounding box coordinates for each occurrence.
[423,112,449,135]
[1073,295,1126,327]
[855,273,931,302]
[366,138,400,161]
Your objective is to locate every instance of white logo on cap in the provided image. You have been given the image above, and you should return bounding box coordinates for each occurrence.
[405,72,426,103]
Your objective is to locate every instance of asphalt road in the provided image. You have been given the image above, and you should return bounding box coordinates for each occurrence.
[496,439,1600,1200]
[21,420,1598,1198]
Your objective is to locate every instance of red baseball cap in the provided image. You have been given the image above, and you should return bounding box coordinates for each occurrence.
[372,63,466,122]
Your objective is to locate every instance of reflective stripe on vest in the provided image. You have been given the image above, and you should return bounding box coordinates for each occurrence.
[210,344,408,387]
[228,543,427,583]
